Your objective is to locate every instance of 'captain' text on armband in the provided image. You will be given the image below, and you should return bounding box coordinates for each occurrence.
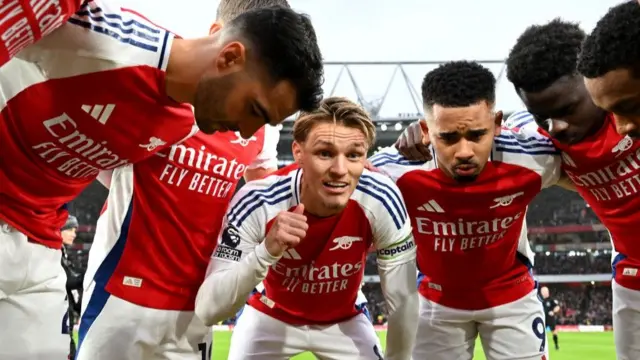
[376,236,416,260]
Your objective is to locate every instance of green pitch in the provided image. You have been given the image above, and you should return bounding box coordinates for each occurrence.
[209,331,615,360]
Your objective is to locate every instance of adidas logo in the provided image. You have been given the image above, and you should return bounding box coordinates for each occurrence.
[82,104,115,124]
[281,248,301,260]
[417,200,444,213]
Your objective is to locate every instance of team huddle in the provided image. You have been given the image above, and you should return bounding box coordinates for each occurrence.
[0,0,638,360]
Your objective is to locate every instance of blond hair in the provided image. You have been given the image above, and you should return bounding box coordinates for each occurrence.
[292,97,376,147]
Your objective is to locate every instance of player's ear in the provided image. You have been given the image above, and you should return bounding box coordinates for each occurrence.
[292,141,303,165]
[209,22,223,35]
[419,119,430,144]
[216,42,246,74]
[494,110,503,136]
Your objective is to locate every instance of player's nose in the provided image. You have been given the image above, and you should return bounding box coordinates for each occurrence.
[548,118,570,134]
[330,155,349,176]
[455,139,475,159]
[613,114,638,137]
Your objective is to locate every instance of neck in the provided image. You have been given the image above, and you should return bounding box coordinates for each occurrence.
[584,110,610,138]
[299,175,341,218]
[165,36,219,104]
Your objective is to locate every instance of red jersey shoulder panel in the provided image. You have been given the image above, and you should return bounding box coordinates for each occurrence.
[507,111,640,290]
[0,0,195,247]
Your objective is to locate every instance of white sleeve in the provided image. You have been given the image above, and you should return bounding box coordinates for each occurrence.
[194,181,280,326]
[361,171,419,360]
[97,170,113,188]
[497,114,562,189]
[247,125,280,170]
[503,110,540,130]
[368,146,432,182]
[17,0,175,72]
[355,288,368,306]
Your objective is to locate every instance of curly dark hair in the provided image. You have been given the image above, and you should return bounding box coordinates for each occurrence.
[506,19,585,92]
[421,61,495,108]
[578,1,640,78]
[227,6,324,111]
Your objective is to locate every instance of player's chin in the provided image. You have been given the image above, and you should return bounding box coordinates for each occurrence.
[321,194,350,211]
[196,121,218,134]
[197,119,233,135]
[452,173,478,183]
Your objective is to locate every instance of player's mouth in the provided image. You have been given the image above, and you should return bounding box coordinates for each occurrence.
[322,181,349,194]
[454,165,477,176]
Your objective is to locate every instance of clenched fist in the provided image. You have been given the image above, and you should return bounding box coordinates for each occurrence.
[264,204,308,257]
[394,120,432,161]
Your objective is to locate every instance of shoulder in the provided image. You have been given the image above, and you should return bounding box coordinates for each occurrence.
[495,125,558,156]
[226,172,296,227]
[351,169,408,230]
[503,110,538,129]
[368,146,432,181]
[232,172,295,203]
[356,170,401,194]
[20,0,176,71]
[369,146,429,168]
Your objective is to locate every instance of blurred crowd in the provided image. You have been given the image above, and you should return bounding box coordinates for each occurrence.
[361,282,613,327]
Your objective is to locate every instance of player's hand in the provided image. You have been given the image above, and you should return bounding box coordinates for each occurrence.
[264,204,308,257]
[364,160,380,173]
[394,120,432,161]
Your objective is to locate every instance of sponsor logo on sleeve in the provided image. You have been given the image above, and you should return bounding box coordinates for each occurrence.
[213,245,242,262]
[221,224,241,248]
[213,224,243,261]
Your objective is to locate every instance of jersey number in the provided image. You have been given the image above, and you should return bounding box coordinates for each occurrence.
[198,342,212,360]
[531,316,546,352]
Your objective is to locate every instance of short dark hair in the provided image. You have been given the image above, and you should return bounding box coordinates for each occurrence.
[506,19,585,92]
[227,7,324,111]
[216,0,290,23]
[578,1,640,78]
[422,61,496,108]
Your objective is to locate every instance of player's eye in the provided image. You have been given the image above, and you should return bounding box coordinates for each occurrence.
[317,150,332,158]
[439,134,458,144]
[467,130,487,142]
[347,152,364,160]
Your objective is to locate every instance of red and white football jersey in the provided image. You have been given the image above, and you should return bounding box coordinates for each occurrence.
[85,126,279,311]
[211,166,415,325]
[0,0,82,66]
[0,0,196,248]
[370,126,561,310]
[508,111,640,290]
